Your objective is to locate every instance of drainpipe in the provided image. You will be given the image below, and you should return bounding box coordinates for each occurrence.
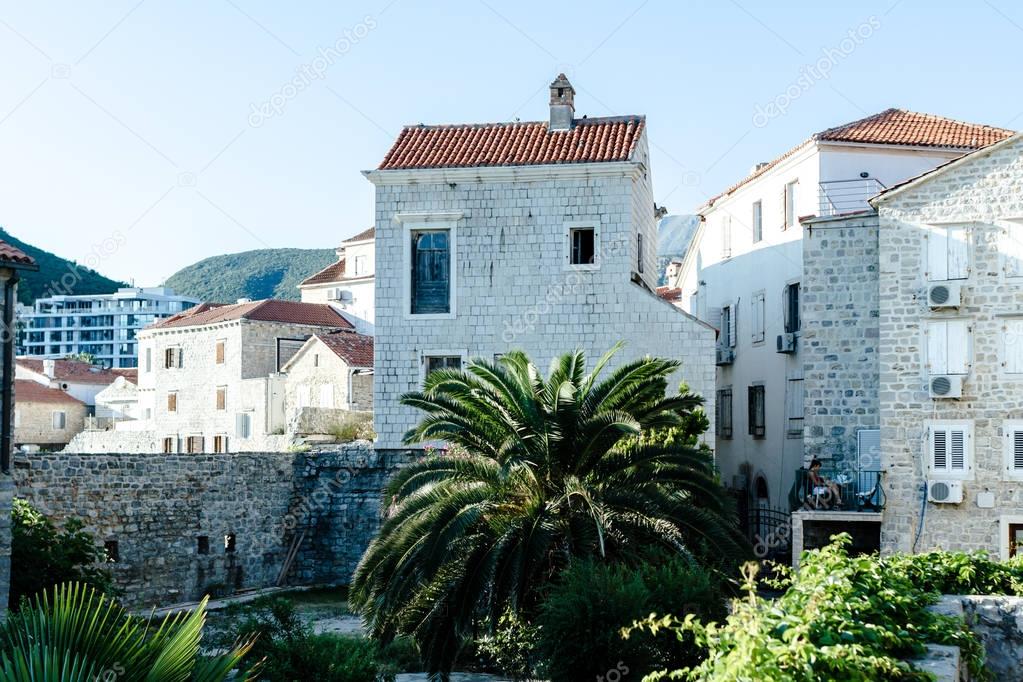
[2,274,19,474]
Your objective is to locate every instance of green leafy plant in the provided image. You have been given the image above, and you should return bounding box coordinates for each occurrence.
[881,550,1023,596]
[350,345,746,675]
[328,414,375,442]
[629,535,989,681]
[0,582,258,681]
[475,610,543,680]
[10,499,114,609]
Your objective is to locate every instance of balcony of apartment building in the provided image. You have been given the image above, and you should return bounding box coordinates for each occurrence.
[818,178,886,217]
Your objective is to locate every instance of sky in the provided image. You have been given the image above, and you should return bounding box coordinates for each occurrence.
[1,0,1021,284]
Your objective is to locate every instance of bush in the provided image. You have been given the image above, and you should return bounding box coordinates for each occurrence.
[475,609,543,680]
[328,414,375,442]
[9,499,113,609]
[882,550,1023,596]
[630,535,989,681]
[536,554,727,681]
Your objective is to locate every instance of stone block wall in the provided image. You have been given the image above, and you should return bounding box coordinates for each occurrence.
[12,445,411,608]
[801,212,880,469]
[14,399,88,447]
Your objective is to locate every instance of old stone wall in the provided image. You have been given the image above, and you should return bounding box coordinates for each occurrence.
[12,445,411,608]
[801,212,880,469]
[15,399,88,447]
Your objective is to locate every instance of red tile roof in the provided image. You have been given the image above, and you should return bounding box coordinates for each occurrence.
[111,368,138,384]
[378,116,645,170]
[15,379,84,405]
[655,286,683,302]
[151,299,354,330]
[316,331,373,367]
[0,240,35,267]
[704,109,1014,209]
[16,358,123,385]
[300,259,346,286]
[342,226,375,243]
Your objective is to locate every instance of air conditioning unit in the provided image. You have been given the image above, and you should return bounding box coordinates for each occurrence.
[715,347,735,366]
[776,333,796,354]
[928,375,963,399]
[927,282,962,308]
[927,479,963,504]
[328,289,353,302]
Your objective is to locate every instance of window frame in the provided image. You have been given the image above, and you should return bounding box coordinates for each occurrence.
[213,435,228,454]
[786,375,804,439]
[999,514,1023,560]
[1003,317,1023,375]
[216,386,227,411]
[1003,420,1023,481]
[925,222,971,282]
[401,217,459,319]
[564,221,601,271]
[636,232,644,274]
[1001,220,1023,279]
[215,339,226,365]
[186,435,204,454]
[748,384,766,439]
[721,214,732,259]
[162,437,176,453]
[751,290,766,344]
[783,281,800,334]
[167,392,178,413]
[926,420,973,480]
[51,410,67,430]
[421,350,467,384]
[925,318,971,376]
[716,387,733,439]
[752,200,763,243]
[783,180,798,230]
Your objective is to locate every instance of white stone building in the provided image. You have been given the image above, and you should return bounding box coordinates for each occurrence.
[299,227,375,332]
[281,330,374,423]
[94,375,140,423]
[15,357,132,410]
[365,74,716,449]
[677,109,1013,511]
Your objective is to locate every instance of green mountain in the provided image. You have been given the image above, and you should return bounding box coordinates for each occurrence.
[0,227,128,306]
[163,248,336,303]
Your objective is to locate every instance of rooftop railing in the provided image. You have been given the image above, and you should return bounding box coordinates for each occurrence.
[790,467,885,512]
[818,178,886,216]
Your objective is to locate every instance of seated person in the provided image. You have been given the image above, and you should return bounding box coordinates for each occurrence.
[808,458,843,508]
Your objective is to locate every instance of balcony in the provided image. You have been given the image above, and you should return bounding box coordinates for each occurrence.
[789,467,885,512]
[818,178,886,217]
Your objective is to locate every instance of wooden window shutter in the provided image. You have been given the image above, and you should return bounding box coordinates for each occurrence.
[728,300,738,348]
[216,341,225,364]
[932,427,948,470]
[168,393,177,412]
[216,387,226,410]
[947,225,969,280]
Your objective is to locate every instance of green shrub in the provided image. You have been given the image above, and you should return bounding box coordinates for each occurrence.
[537,555,726,682]
[475,609,543,680]
[328,415,375,442]
[881,550,1023,596]
[629,535,989,681]
[10,499,113,609]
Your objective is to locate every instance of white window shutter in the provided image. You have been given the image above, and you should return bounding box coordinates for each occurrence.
[780,186,788,228]
[319,384,334,408]
[1007,426,1023,474]
[1006,320,1023,373]
[932,427,948,471]
[947,226,969,279]
[1004,226,1023,277]
[927,227,948,281]
[950,429,966,471]
[927,321,948,374]
[1014,430,1023,471]
[176,347,184,368]
[729,300,738,348]
[708,306,723,338]
[946,319,970,375]
[752,293,765,343]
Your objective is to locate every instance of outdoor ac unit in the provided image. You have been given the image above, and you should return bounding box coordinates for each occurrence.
[928,375,963,399]
[927,479,963,504]
[927,282,962,308]
[776,333,796,354]
[715,347,735,366]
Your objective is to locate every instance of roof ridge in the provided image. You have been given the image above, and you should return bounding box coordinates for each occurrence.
[399,114,644,131]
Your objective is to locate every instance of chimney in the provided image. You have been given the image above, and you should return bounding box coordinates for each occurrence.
[42,359,55,379]
[549,73,575,131]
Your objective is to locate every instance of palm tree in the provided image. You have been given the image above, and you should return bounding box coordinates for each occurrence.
[351,345,746,675]
[0,582,259,681]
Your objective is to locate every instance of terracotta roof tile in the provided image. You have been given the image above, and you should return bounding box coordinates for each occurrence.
[301,259,346,286]
[15,379,84,405]
[151,299,353,330]
[342,226,375,243]
[0,240,35,267]
[16,358,122,385]
[655,286,683,302]
[378,116,645,170]
[316,330,373,367]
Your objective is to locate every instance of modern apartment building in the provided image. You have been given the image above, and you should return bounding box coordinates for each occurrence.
[18,287,198,368]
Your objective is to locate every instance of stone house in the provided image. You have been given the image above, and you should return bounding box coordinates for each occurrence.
[677,109,1013,512]
[15,357,130,411]
[94,375,140,423]
[13,379,87,450]
[299,227,375,332]
[281,330,374,425]
[132,299,355,453]
[870,132,1023,559]
[365,74,716,449]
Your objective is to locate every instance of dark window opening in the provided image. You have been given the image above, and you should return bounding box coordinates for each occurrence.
[748,385,766,439]
[637,233,644,273]
[162,437,175,453]
[426,355,461,375]
[570,227,596,265]
[784,283,801,333]
[411,230,451,314]
[1011,524,1023,558]
[104,540,119,563]
[755,477,769,500]
[197,535,210,555]
[716,388,733,439]
[224,533,236,554]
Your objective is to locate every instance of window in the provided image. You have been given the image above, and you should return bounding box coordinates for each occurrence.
[411,230,451,314]
[145,347,152,372]
[783,282,800,333]
[425,355,462,374]
[569,226,597,266]
[926,319,970,375]
[1003,421,1023,480]
[748,385,766,438]
[721,215,732,259]
[786,376,804,438]
[752,200,763,243]
[167,392,178,412]
[51,411,66,430]
[104,540,119,563]
[751,291,765,343]
[636,233,644,273]
[297,385,310,409]
[319,384,334,408]
[928,421,972,478]
[354,254,368,276]
[720,304,736,349]
[216,386,226,410]
[164,347,182,369]
[213,435,228,453]
[236,413,252,439]
[1004,319,1023,374]
[1002,223,1023,278]
[224,534,236,553]
[1010,524,1023,558]
[926,224,970,281]
[215,340,225,364]
[313,353,319,368]
[716,388,733,439]
[162,437,175,453]
[197,536,210,555]
[783,180,798,229]
[186,435,203,453]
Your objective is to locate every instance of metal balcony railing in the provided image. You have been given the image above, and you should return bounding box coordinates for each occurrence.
[818,178,886,216]
[790,468,885,512]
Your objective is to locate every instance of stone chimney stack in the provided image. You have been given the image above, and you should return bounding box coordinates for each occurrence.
[549,73,575,131]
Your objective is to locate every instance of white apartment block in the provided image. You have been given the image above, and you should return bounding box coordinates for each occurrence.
[299,227,375,332]
[366,75,716,449]
[677,109,1013,512]
[18,287,198,368]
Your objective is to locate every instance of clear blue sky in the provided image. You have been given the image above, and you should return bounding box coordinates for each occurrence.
[1,0,1020,284]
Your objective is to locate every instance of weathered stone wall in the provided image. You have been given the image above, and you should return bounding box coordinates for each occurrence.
[12,445,411,608]
[877,136,1023,555]
[14,399,88,447]
[801,212,880,468]
[960,595,1023,679]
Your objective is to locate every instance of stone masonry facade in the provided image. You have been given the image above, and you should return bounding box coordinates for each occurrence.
[801,212,881,469]
[877,135,1023,555]
[13,445,410,608]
